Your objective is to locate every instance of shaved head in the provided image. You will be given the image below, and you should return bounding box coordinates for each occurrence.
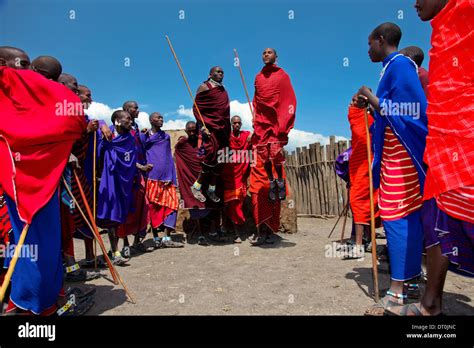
[78,84,92,109]
[122,101,139,119]
[0,46,30,69]
[370,22,402,47]
[31,56,62,81]
[58,73,79,94]
[400,46,425,67]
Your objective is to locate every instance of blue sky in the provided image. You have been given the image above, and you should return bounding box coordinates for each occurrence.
[0,0,432,148]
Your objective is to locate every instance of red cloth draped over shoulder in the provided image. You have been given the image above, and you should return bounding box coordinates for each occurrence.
[423,0,474,200]
[222,130,251,202]
[193,82,231,136]
[175,136,206,209]
[0,67,86,223]
[347,106,379,224]
[252,65,296,146]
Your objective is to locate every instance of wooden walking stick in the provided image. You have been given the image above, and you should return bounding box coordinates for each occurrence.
[165,35,208,133]
[363,107,379,302]
[93,131,98,268]
[233,48,255,121]
[0,224,30,303]
[339,200,350,244]
[327,200,348,239]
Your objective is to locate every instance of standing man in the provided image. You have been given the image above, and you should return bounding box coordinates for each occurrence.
[253,48,296,202]
[221,115,252,243]
[118,101,151,255]
[354,22,428,315]
[191,66,231,204]
[388,0,474,316]
[142,112,183,248]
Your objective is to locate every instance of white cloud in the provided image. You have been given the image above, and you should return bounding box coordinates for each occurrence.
[287,129,347,151]
[85,100,347,150]
[86,102,150,129]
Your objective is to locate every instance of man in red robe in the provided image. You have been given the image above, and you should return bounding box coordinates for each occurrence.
[253,48,296,202]
[221,116,252,243]
[191,66,231,204]
[389,0,474,316]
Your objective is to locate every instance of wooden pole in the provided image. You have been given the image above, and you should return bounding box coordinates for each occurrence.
[233,48,255,122]
[165,35,208,132]
[93,131,98,269]
[364,107,379,302]
[0,224,29,303]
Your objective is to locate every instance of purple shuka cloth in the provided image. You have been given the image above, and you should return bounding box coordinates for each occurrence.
[141,130,177,184]
[97,130,137,224]
[335,147,352,185]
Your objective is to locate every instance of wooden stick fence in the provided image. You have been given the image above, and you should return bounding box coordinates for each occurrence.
[284,136,351,217]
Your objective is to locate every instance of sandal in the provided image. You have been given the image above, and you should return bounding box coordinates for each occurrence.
[65,263,101,282]
[132,242,154,253]
[111,251,129,266]
[65,287,96,300]
[364,291,406,316]
[57,295,95,316]
[385,303,444,316]
[161,238,184,248]
[80,258,107,269]
[197,236,209,246]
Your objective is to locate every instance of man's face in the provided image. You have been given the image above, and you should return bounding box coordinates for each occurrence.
[231,117,242,132]
[63,78,79,95]
[119,113,133,131]
[150,114,163,129]
[210,67,224,83]
[78,87,92,109]
[415,0,446,21]
[126,102,139,119]
[262,48,276,65]
[185,123,197,139]
[0,52,30,69]
[368,35,383,62]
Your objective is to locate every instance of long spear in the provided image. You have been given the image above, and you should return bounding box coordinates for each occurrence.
[165,35,208,132]
[363,107,379,302]
[233,48,255,122]
[0,224,30,303]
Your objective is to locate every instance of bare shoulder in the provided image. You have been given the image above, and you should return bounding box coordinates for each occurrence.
[196,83,209,95]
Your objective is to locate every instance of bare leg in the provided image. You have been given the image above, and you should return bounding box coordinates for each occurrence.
[84,238,94,260]
[274,163,283,181]
[108,228,118,253]
[355,224,365,246]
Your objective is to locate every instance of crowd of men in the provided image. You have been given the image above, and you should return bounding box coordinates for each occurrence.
[0,44,296,315]
[0,0,472,317]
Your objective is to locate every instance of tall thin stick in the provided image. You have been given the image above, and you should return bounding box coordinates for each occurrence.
[165,35,208,132]
[0,224,29,303]
[364,107,379,302]
[233,48,255,122]
[93,131,98,268]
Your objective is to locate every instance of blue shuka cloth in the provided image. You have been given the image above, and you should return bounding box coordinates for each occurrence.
[4,191,62,314]
[372,52,428,193]
[372,52,428,281]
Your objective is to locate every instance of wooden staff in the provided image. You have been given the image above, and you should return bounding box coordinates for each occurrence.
[233,48,255,121]
[67,173,136,304]
[363,107,379,302]
[339,190,350,244]
[93,131,98,268]
[327,200,348,239]
[165,35,208,132]
[0,224,30,303]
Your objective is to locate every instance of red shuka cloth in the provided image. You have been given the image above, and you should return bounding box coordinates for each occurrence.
[249,149,288,232]
[193,82,230,134]
[423,0,474,200]
[253,65,296,146]
[347,106,379,224]
[222,130,251,201]
[0,67,86,223]
[175,136,206,209]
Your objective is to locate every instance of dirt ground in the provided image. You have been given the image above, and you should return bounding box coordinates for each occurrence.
[72,217,474,315]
